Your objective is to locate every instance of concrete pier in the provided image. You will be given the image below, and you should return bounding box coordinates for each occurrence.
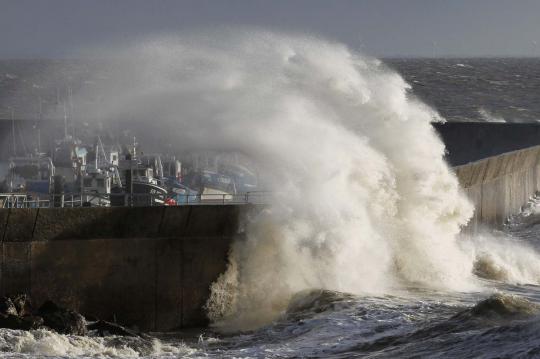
[0,205,247,331]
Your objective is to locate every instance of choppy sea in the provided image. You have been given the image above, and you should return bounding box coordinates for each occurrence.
[2,58,540,122]
[3,282,540,358]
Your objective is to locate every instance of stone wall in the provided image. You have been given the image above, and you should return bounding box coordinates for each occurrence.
[0,205,249,331]
[455,145,540,233]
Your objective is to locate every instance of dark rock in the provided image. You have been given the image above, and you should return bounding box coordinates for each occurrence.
[0,297,18,316]
[0,295,141,337]
[83,314,99,321]
[87,320,139,337]
[0,314,43,330]
[0,295,42,330]
[11,294,32,317]
[21,315,44,329]
[38,300,87,336]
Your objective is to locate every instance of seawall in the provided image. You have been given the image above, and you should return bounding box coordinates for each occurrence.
[455,145,540,233]
[0,205,250,331]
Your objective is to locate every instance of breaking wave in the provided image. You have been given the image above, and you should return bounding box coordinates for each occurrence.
[462,293,539,319]
[65,30,540,332]
[462,233,540,285]
[478,107,506,122]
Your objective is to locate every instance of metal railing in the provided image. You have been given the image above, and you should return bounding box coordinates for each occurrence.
[0,191,270,208]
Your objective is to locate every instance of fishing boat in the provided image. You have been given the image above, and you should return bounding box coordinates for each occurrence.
[110,143,168,207]
[7,156,55,195]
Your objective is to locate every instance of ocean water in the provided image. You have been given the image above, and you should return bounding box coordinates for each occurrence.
[387,58,540,123]
[1,32,540,358]
[3,282,540,358]
[2,58,540,123]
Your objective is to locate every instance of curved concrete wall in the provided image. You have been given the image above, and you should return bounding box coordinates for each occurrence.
[0,205,251,331]
[455,145,540,232]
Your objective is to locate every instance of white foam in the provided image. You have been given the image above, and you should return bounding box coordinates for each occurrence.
[478,107,505,122]
[67,30,481,331]
[462,232,540,285]
[62,30,540,332]
[0,328,196,358]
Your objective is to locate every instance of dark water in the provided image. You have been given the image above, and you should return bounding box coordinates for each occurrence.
[3,285,540,358]
[2,58,540,122]
[201,287,540,358]
[386,58,540,123]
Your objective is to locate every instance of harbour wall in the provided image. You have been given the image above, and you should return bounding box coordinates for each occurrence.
[455,145,540,233]
[0,205,249,331]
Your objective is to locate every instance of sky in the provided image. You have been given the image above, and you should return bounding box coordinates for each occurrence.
[1,0,540,58]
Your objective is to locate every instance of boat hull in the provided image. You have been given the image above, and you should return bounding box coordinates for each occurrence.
[110,182,167,207]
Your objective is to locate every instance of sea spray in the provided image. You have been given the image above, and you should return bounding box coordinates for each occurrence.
[62,30,540,331]
[68,31,480,330]
[461,232,540,285]
[5,44,540,359]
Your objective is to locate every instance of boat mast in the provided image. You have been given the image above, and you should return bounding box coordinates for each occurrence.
[132,136,137,159]
[37,96,42,154]
[97,136,108,166]
[94,140,99,169]
[10,108,16,156]
[63,101,68,139]
[68,86,75,138]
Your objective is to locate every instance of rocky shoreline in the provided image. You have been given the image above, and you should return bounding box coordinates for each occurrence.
[0,294,140,337]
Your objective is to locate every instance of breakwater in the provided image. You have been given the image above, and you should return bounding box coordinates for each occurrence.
[0,205,248,331]
[455,145,540,233]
